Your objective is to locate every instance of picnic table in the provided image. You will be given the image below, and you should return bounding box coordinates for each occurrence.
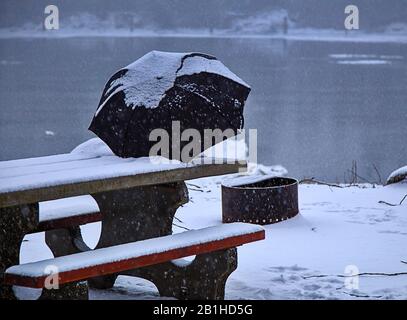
[0,152,264,300]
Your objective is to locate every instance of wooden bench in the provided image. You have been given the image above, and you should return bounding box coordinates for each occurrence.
[5,224,264,293]
[0,152,265,300]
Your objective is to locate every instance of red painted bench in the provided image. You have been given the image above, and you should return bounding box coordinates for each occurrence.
[6,223,264,288]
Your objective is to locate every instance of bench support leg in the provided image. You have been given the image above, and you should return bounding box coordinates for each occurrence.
[0,204,39,300]
[41,181,237,300]
[88,182,188,290]
[43,226,91,299]
[124,248,238,300]
[40,281,88,300]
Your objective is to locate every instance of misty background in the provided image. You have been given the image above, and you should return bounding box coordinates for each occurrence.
[0,1,406,182]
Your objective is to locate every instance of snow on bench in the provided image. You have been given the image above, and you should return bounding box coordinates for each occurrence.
[5,223,265,288]
[0,153,245,208]
[37,195,101,231]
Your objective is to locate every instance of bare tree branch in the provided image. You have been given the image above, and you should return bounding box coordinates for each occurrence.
[378,194,407,206]
[399,194,407,205]
[347,169,374,185]
[172,222,190,231]
[186,182,202,189]
[173,216,184,224]
[299,177,343,188]
[373,164,383,185]
[340,291,382,299]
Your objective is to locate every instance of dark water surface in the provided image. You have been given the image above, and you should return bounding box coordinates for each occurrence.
[0,37,406,182]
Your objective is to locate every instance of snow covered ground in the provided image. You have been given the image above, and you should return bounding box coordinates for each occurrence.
[17,168,407,300]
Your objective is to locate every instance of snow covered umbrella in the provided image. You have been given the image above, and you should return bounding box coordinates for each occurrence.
[89,51,251,160]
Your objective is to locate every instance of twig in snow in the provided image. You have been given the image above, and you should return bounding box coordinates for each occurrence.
[350,160,358,185]
[378,194,407,206]
[335,284,383,298]
[378,200,398,206]
[401,260,407,265]
[299,177,343,188]
[302,271,407,279]
[341,291,382,299]
[187,183,212,193]
[172,223,190,231]
[346,169,374,185]
[186,183,202,189]
[173,216,184,224]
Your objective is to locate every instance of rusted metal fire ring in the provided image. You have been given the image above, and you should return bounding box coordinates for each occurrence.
[222,176,299,225]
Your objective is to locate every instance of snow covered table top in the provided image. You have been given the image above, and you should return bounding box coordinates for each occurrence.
[0,153,246,208]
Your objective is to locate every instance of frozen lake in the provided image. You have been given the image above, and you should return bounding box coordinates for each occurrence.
[0,37,406,182]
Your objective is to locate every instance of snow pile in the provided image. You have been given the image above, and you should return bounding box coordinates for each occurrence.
[246,163,287,176]
[95,51,248,116]
[199,133,247,161]
[221,173,288,188]
[71,137,114,157]
[198,133,287,180]
[96,51,182,114]
[219,163,288,188]
[71,136,250,167]
[386,165,407,185]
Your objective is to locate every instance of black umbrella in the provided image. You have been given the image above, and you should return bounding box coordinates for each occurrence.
[89,51,251,160]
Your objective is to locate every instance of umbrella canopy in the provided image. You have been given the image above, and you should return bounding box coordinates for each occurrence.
[89,51,251,160]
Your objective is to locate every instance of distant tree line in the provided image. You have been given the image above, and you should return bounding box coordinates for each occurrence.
[0,0,405,31]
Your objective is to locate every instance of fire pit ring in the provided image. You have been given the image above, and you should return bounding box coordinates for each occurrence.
[222,176,299,225]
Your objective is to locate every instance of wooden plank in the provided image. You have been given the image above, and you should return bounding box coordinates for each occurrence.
[0,156,128,179]
[34,211,102,232]
[0,153,95,170]
[5,228,265,288]
[0,160,246,208]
